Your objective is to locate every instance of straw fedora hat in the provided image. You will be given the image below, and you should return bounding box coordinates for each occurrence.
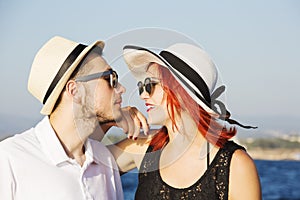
[123,43,220,116]
[28,36,104,115]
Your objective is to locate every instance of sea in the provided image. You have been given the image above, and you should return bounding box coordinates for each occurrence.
[121,160,300,200]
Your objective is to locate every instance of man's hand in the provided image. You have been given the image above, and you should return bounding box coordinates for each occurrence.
[117,106,149,140]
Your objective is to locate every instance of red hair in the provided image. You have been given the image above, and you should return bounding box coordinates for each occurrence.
[149,64,236,151]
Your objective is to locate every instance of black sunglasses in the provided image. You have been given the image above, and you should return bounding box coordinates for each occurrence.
[137,77,160,96]
[75,69,118,88]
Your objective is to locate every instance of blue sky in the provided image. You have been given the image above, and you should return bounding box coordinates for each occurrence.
[0,0,299,138]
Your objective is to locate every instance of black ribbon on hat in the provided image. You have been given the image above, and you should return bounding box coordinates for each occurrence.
[160,51,257,129]
[210,85,257,129]
[43,44,87,104]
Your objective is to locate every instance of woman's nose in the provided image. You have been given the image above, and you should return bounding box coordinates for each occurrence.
[139,87,149,99]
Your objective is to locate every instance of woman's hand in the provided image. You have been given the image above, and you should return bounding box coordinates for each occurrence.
[117,106,149,140]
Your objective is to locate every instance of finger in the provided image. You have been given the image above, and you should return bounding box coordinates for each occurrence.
[123,109,135,139]
[131,111,141,140]
[117,114,129,135]
[129,107,148,138]
[134,109,149,135]
[127,107,140,140]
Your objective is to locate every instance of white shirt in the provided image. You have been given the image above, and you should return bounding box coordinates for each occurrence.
[0,117,124,200]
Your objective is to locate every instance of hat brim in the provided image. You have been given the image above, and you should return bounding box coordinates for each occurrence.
[123,45,168,80]
[41,40,104,115]
[123,45,219,117]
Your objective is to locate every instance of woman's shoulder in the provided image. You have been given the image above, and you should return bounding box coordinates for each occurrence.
[223,140,246,152]
[231,148,255,170]
[228,143,261,200]
[224,140,254,172]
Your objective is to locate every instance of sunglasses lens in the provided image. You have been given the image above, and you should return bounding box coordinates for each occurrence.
[137,78,160,96]
[137,81,143,95]
[109,71,118,88]
[145,83,152,95]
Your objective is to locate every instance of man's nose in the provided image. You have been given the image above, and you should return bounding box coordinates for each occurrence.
[115,82,126,94]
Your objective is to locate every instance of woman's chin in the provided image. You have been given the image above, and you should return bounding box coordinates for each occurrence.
[147,117,165,126]
[148,107,167,123]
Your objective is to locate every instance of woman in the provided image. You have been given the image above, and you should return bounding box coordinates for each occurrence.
[109,43,261,200]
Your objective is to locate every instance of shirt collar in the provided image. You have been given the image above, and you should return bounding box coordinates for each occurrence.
[35,117,100,166]
[35,117,70,165]
[84,139,102,165]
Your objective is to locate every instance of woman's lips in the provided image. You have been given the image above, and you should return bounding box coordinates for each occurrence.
[146,103,155,112]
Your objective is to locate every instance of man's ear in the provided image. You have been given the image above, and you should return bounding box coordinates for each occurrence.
[65,80,81,103]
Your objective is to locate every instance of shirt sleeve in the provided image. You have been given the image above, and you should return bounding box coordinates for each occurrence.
[0,148,16,200]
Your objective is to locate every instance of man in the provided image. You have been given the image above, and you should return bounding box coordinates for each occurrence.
[0,36,148,200]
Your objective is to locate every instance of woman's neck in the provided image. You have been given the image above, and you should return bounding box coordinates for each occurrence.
[163,112,206,151]
[165,112,197,140]
[159,112,208,168]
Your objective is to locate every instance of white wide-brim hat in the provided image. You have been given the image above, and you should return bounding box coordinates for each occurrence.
[28,36,104,115]
[123,43,258,129]
[123,43,219,116]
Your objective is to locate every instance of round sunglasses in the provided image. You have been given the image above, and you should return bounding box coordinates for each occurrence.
[137,77,160,96]
[75,69,118,88]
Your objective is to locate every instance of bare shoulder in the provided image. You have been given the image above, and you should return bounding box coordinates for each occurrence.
[231,149,256,172]
[229,149,262,200]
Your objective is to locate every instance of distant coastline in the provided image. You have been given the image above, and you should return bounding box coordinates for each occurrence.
[240,137,300,161]
[246,148,300,161]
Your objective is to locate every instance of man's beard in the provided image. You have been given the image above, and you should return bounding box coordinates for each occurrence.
[98,118,116,125]
[96,111,122,125]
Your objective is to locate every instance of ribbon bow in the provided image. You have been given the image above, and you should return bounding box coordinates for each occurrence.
[210,85,257,129]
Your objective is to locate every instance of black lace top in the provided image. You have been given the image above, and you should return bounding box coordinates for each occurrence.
[135,141,245,200]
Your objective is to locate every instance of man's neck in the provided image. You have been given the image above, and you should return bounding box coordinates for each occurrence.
[49,112,87,166]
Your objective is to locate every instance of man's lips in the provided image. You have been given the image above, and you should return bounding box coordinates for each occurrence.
[115,98,122,105]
